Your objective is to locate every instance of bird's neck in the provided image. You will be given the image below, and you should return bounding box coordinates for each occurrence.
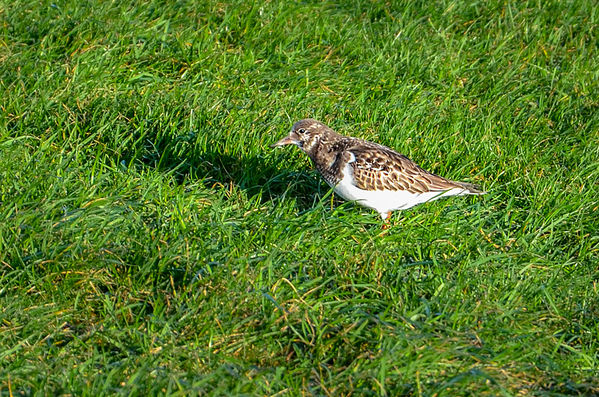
[304,138,322,159]
[306,135,347,172]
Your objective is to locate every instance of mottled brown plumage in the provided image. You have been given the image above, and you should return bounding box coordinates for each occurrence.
[271,118,484,219]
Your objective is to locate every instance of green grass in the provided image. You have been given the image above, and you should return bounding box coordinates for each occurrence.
[1,0,598,395]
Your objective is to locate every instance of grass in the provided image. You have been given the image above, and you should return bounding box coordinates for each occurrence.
[1,0,598,395]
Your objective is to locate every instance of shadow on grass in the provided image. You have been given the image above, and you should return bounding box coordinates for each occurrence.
[192,150,325,208]
[134,141,327,211]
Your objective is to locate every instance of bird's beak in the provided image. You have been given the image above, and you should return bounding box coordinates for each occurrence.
[270,134,298,148]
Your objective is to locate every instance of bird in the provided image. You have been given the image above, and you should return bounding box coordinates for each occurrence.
[270,118,485,221]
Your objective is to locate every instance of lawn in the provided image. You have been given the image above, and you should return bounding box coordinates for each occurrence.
[1,0,598,395]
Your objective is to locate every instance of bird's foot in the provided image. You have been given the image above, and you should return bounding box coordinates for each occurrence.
[381,212,392,230]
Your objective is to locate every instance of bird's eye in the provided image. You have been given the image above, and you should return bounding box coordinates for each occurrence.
[298,128,306,134]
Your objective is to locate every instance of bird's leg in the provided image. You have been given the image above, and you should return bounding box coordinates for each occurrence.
[381,212,392,229]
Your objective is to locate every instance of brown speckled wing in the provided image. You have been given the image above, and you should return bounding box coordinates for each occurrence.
[347,143,464,194]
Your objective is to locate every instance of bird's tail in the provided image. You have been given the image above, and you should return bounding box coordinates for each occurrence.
[455,181,486,195]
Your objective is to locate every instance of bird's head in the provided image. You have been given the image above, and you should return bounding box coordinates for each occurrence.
[270,119,329,153]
